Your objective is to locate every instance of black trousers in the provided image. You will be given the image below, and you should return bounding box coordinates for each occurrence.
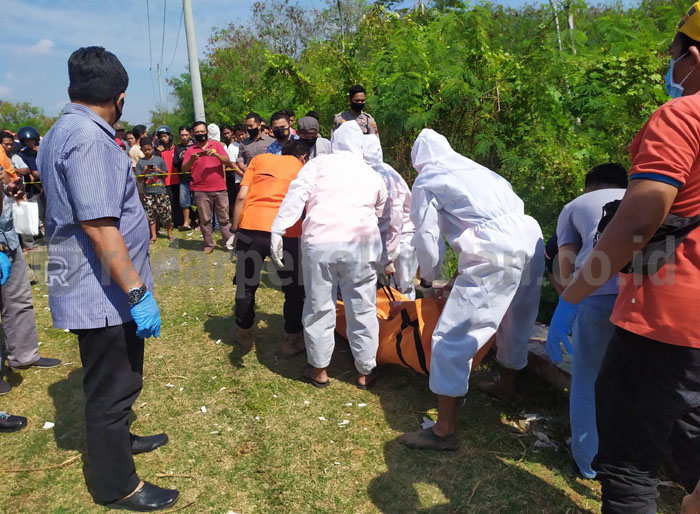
[234,229,304,334]
[166,183,184,228]
[226,174,240,218]
[76,321,143,504]
[595,327,700,513]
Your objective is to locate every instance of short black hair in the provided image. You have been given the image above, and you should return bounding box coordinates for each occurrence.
[178,125,190,133]
[585,163,628,189]
[0,131,13,142]
[233,123,247,133]
[220,123,233,133]
[282,139,310,158]
[246,112,262,123]
[305,110,319,120]
[677,32,700,56]
[284,109,295,118]
[140,137,154,148]
[68,46,129,103]
[270,110,290,124]
[191,120,207,130]
[349,84,366,97]
[132,124,147,139]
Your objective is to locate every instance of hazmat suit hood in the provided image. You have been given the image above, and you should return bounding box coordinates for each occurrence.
[207,123,221,142]
[331,120,364,156]
[411,128,472,174]
[361,134,383,165]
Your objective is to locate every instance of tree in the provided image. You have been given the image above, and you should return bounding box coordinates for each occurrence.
[0,100,57,135]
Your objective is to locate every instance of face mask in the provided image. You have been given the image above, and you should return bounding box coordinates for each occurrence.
[113,95,123,123]
[247,128,259,138]
[666,53,694,99]
[273,127,290,140]
[350,101,365,113]
[194,133,208,143]
[301,137,317,148]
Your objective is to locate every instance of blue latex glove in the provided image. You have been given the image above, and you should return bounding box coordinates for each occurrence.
[129,290,161,339]
[545,298,578,363]
[0,252,11,286]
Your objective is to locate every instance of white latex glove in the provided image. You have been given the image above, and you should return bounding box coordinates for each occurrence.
[385,262,396,275]
[225,233,238,252]
[270,233,284,268]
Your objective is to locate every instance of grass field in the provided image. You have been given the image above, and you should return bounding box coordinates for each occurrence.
[0,234,686,513]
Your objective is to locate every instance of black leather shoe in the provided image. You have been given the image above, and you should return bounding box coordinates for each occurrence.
[0,411,27,432]
[13,357,62,370]
[0,380,11,395]
[132,433,169,455]
[106,482,179,512]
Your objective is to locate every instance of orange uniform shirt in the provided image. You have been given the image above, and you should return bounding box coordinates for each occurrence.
[0,147,18,180]
[239,153,303,237]
[610,95,700,348]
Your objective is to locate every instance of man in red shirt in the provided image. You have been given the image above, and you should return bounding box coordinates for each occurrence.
[563,4,700,512]
[155,126,183,228]
[182,121,233,254]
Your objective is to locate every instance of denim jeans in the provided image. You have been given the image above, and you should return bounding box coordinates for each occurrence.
[570,294,616,478]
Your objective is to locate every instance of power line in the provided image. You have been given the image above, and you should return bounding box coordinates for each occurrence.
[146,0,157,106]
[167,5,185,72]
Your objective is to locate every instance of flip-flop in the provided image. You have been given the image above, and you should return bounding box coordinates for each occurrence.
[357,369,379,390]
[303,365,331,389]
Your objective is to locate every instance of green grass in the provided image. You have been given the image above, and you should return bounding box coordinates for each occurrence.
[1,234,685,513]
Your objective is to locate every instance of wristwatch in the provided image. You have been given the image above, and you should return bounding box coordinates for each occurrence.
[127,285,148,306]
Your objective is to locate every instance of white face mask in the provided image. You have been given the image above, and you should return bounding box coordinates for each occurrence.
[666,52,695,98]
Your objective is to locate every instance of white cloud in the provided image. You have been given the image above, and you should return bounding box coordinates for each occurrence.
[5,72,16,82]
[22,38,55,55]
[0,85,11,97]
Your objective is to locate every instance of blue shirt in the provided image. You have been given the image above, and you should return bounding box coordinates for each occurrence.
[37,103,153,330]
[266,134,299,155]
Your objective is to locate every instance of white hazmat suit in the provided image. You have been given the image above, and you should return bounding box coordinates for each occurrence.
[410,129,544,398]
[271,122,388,374]
[361,135,419,299]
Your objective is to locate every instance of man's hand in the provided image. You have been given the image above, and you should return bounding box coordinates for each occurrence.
[6,177,25,200]
[129,290,161,339]
[270,233,284,268]
[0,252,11,286]
[545,298,578,362]
[385,262,396,275]
[206,148,218,157]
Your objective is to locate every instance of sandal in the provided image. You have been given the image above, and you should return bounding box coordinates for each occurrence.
[303,365,331,389]
[357,369,379,390]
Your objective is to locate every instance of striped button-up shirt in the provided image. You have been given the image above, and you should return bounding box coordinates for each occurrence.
[37,103,153,330]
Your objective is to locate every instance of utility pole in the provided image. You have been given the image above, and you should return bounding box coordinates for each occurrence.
[183,0,205,121]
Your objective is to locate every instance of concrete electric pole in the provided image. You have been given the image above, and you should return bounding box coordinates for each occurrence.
[183,0,205,121]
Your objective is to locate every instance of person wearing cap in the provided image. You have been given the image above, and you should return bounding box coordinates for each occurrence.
[332,85,379,138]
[297,116,331,159]
[155,126,183,229]
[561,5,700,512]
[114,122,127,152]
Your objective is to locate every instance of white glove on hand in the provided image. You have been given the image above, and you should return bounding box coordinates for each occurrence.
[385,262,396,275]
[225,233,238,252]
[270,233,284,268]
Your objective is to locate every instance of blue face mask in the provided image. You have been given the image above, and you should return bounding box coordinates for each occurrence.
[666,53,693,98]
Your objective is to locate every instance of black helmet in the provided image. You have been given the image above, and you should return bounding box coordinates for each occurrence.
[156,125,172,136]
[17,126,40,142]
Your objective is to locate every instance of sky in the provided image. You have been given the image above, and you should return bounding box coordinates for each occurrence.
[1,0,540,125]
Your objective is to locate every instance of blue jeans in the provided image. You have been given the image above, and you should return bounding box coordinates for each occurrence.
[570,293,617,478]
[179,182,192,208]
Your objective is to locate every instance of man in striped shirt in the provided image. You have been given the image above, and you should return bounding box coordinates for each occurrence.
[37,47,178,512]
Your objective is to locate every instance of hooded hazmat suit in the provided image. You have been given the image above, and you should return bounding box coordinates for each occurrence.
[362,135,419,299]
[410,129,544,397]
[271,122,388,374]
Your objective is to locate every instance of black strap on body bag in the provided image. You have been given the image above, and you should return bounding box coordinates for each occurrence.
[595,199,700,275]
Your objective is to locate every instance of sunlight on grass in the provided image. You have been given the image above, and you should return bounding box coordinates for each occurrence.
[0,237,685,513]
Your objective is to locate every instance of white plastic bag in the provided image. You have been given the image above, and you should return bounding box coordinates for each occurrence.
[12,200,40,236]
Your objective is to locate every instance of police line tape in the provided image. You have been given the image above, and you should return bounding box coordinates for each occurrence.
[21,169,241,185]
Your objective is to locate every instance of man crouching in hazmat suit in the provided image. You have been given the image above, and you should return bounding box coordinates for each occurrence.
[361,135,419,299]
[270,122,388,389]
[399,129,544,451]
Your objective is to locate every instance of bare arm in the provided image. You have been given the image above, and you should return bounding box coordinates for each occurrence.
[80,218,144,293]
[562,180,677,304]
[232,185,248,231]
[557,243,579,288]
